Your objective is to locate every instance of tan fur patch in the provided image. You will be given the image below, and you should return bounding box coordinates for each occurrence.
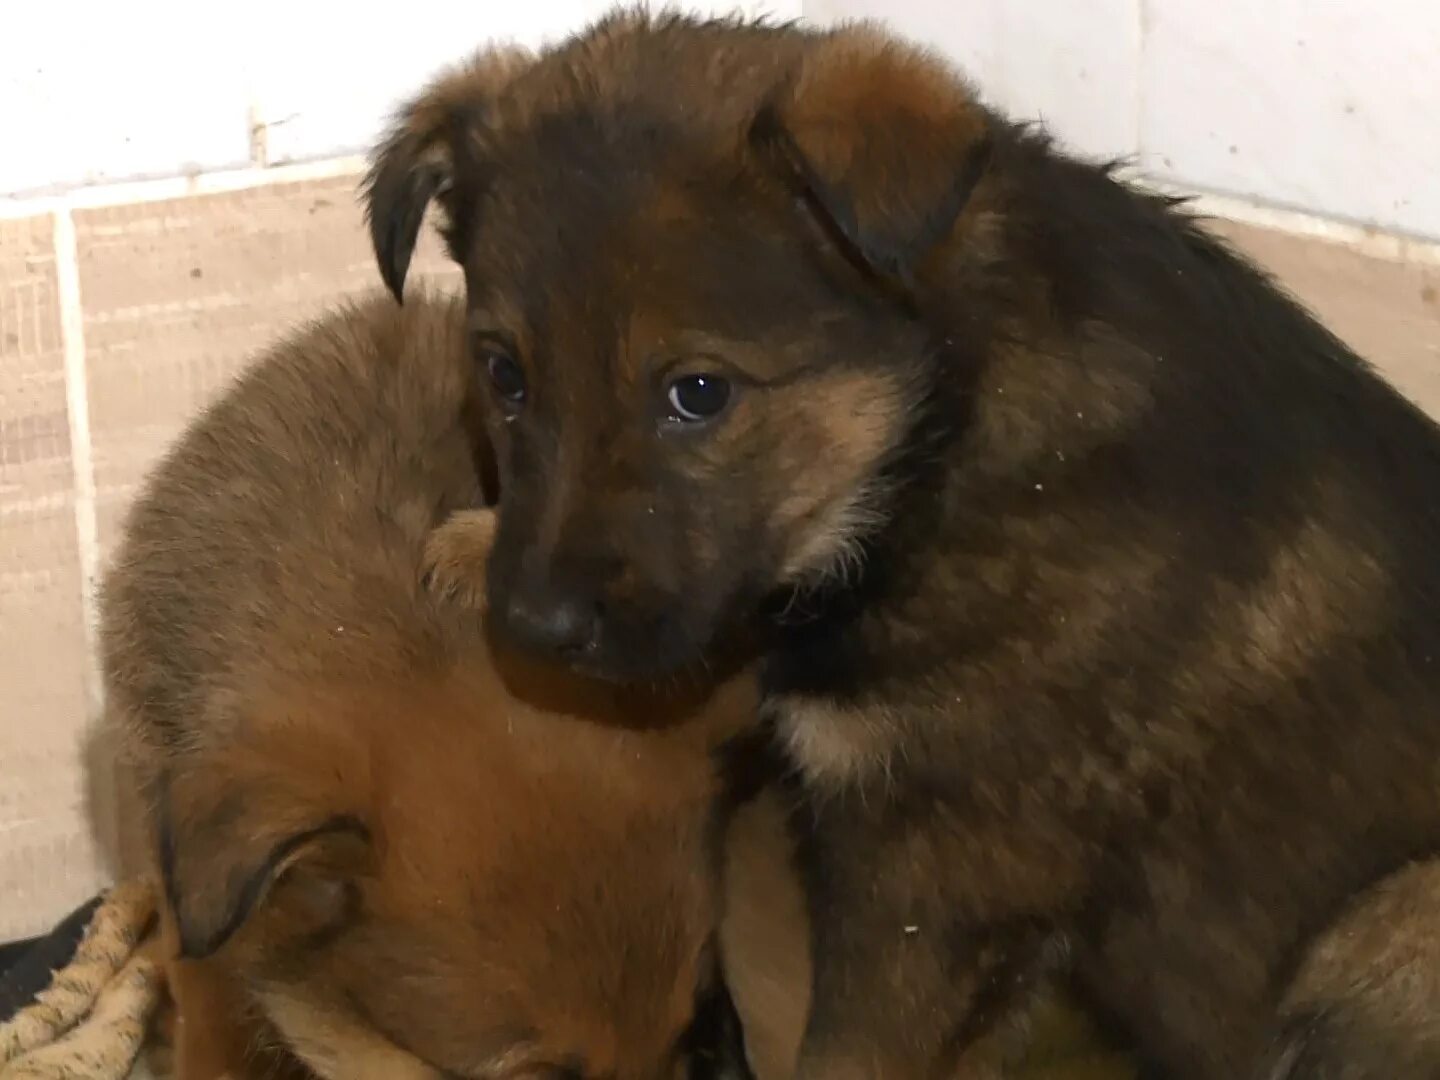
[788,24,979,136]
[779,697,904,792]
[256,991,442,1080]
[1233,512,1388,677]
[777,25,988,255]
[772,370,914,585]
[720,792,812,1080]
[423,507,499,610]
[1182,496,1391,703]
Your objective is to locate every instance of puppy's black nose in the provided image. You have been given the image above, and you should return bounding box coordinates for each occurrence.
[501,582,600,658]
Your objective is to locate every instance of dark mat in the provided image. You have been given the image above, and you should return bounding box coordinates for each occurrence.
[0,893,105,1023]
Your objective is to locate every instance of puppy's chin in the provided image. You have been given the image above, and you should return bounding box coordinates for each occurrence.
[562,618,717,687]
[481,607,719,688]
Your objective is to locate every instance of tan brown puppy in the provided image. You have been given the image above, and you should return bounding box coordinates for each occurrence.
[99,292,765,1080]
[366,11,1440,1079]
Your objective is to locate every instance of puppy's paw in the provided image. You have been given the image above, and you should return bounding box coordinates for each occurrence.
[1257,1008,1440,1080]
[1259,859,1440,1079]
[1258,1012,1367,1080]
[422,509,498,611]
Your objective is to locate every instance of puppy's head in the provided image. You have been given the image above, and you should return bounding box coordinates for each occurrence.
[158,668,757,1079]
[365,15,994,681]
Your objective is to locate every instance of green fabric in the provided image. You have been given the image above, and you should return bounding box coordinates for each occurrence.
[1005,996,1138,1080]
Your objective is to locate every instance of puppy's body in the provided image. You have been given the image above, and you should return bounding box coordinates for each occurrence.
[102,292,486,748]
[367,13,1440,1079]
[100,294,761,1079]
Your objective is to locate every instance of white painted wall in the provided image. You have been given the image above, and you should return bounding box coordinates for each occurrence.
[807,0,1440,241]
[3,1,1437,234]
[0,0,801,196]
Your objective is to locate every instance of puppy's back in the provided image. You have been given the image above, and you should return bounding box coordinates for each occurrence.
[100,291,480,768]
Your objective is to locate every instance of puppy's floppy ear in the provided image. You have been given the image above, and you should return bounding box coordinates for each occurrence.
[364,46,533,302]
[157,756,371,960]
[752,26,993,284]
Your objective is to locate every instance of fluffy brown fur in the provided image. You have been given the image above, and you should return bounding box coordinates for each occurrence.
[98,293,766,1080]
[1258,860,1440,1079]
[365,10,1440,1079]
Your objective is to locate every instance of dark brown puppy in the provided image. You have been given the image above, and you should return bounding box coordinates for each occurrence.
[365,11,1440,1080]
[99,292,765,1080]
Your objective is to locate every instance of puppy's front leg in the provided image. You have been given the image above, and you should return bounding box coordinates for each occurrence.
[792,800,1059,1080]
[161,910,293,1080]
[1256,858,1440,1080]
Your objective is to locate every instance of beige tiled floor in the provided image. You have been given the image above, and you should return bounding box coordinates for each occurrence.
[75,177,459,562]
[0,214,98,940]
[0,172,1435,940]
[1,178,457,939]
[1212,219,1440,416]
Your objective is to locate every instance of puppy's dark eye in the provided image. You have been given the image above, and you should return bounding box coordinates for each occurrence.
[665,374,731,424]
[482,348,526,408]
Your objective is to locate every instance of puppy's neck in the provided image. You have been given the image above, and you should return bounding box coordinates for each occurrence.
[757,361,969,699]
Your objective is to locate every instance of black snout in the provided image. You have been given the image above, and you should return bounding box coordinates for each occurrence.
[499,578,601,659]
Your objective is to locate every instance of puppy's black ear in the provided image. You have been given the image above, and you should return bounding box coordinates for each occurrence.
[157,759,371,960]
[752,27,993,284]
[363,47,533,302]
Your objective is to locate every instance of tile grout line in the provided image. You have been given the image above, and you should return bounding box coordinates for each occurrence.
[52,207,102,720]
